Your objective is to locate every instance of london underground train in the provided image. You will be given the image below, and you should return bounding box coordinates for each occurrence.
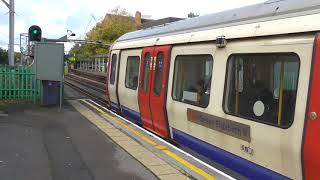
[105,0,320,179]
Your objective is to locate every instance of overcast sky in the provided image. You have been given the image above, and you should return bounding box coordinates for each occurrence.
[0,0,266,51]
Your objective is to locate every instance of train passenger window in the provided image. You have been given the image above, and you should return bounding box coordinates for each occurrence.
[223,53,300,128]
[109,54,117,85]
[141,53,151,93]
[154,52,164,96]
[125,56,140,90]
[172,55,213,108]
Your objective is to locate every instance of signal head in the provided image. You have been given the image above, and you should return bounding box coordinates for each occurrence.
[28,25,42,42]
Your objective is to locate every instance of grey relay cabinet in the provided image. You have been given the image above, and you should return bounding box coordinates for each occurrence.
[34,42,64,107]
[35,42,64,81]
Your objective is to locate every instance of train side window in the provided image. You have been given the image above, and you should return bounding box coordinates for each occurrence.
[172,55,213,108]
[141,53,151,93]
[154,52,164,96]
[109,54,117,85]
[223,53,300,128]
[125,56,140,90]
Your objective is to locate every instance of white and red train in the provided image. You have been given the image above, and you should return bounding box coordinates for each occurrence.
[105,0,320,179]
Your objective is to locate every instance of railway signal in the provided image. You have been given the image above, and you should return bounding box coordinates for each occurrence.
[28,25,42,41]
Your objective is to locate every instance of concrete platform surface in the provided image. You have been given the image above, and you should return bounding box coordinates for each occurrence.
[0,103,157,180]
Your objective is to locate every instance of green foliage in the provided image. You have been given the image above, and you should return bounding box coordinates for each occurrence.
[70,7,137,60]
[14,52,21,63]
[68,56,76,63]
[0,48,8,64]
[0,48,22,65]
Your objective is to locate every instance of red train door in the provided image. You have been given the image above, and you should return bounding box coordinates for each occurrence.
[138,47,154,130]
[149,46,171,138]
[138,45,171,138]
[303,34,320,180]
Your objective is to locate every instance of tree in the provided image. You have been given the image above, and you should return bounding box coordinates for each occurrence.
[70,7,137,60]
[188,12,199,18]
[0,48,8,64]
[0,48,22,65]
[14,52,21,64]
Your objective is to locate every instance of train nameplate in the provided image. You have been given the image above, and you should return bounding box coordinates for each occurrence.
[187,108,251,142]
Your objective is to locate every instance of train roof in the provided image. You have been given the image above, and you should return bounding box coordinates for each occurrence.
[113,0,320,49]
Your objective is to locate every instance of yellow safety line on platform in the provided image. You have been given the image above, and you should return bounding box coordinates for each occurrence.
[163,150,216,180]
[82,100,158,146]
[80,99,216,180]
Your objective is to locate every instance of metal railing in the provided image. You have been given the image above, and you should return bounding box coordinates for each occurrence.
[0,65,40,100]
[76,55,108,73]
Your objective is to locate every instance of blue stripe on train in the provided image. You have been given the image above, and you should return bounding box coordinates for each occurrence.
[110,102,120,112]
[121,106,142,126]
[172,128,290,180]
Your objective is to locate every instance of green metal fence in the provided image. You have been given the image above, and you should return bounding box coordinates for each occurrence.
[0,65,40,100]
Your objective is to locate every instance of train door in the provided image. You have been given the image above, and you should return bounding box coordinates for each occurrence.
[108,50,121,112]
[303,34,320,180]
[138,47,154,130]
[138,45,171,138]
[117,49,142,126]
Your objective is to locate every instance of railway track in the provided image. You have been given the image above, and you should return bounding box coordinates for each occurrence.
[65,69,108,107]
[65,74,105,93]
[70,69,106,83]
[65,79,109,108]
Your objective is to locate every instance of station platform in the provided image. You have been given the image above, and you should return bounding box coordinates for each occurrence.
[0,85,233,180]
[0,102,158,180]
[65,90,233,180]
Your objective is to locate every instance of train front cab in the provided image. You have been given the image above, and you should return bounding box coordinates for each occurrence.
[165,35,317,179]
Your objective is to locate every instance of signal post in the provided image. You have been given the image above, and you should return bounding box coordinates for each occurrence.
[28,25,64,108]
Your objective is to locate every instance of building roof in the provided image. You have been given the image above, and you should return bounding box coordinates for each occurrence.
[139,17,184,30]
[116,0,320,43]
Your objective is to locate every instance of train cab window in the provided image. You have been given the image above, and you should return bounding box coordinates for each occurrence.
[172,55,213,108]
[154,52,164,96]
[223,53,300,127]
[109,54,117,85]
[141,53,151,92]
[125,56,140,90]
